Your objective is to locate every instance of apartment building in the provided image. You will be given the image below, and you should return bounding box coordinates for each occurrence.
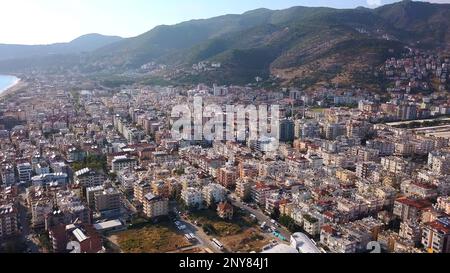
[17,162,33,183]
[238,163,258,179]
[356,162,378,179]
[86,185,104,208]
[143,193,169,219]
[111,155,138,173]
[181,187,203,209]
[250,182,279,206]
[31,173,69,187]
[34,162,50,175]
[422,217,450,253]
[29,194,54,228]
[399,220,422,245]
[401,181,438,200]
[235,178,252,201]
[436,196,450,215]
[381,156,415,175]
[94,188,121,217]
[217,166,237,189]
[202,183,226,207]
[1,164,15,186]
[0,203,18,239]
[265,193,281,214]
[393,197,432,222]
[133,180,152,205]
[74,168,105,188]
[320,225,358,253]
[303,213,322,237]
[428,151,450,175]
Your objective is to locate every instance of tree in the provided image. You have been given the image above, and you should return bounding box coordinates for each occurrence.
[174,167,185,176]
[279,215,302,233]
[270,207,281,221]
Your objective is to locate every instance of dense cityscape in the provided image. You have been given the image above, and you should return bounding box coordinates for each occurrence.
[1,43,450,254]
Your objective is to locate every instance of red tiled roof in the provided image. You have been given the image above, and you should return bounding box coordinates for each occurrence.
[411,181,437,190]
[396,197,432,210]
[321,225,335,234]
[217,202,233,211]
[427,219,450,234]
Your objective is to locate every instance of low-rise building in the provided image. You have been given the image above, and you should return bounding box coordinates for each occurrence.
[217,202,234,220]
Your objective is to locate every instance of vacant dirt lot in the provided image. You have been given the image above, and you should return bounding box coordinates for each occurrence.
[111,224,191,253]
[221,228,272,253]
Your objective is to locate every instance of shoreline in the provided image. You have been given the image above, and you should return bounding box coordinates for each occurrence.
[0,77,26,99]
[0,77,20,91]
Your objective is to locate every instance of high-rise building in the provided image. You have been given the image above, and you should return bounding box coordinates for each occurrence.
[279,119,295,143]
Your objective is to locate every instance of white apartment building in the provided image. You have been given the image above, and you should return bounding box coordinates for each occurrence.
[181,187,203,208]
[202,183,226,206]
[17,162,33,183]
[111,155,138,173]
[74,168,105,188]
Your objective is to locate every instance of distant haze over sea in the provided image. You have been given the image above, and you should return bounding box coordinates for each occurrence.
[0,75,19,93]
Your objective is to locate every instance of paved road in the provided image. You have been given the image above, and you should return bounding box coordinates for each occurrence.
[171,208,223,253]
[228,193,291,242]
[18,192,40,253]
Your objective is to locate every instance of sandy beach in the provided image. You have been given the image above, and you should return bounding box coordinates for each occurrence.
[0,78,27,99]
[0,77,19,91]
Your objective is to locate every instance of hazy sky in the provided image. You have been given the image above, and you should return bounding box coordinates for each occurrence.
[0,0,449,45]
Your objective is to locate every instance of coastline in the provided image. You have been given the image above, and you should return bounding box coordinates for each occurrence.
[0,77,26,99]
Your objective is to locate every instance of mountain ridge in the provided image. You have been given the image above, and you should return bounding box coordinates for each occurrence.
[0,1,449,88]
[0,34,123,61]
